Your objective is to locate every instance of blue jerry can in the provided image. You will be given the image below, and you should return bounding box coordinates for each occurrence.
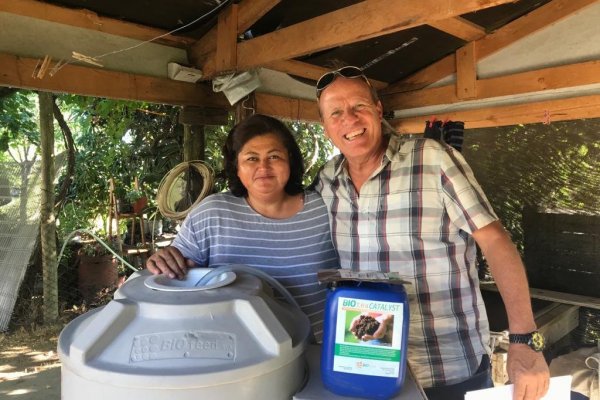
[321,280,410,399]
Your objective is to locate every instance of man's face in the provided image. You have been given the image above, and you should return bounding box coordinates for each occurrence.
[318,77,384,163]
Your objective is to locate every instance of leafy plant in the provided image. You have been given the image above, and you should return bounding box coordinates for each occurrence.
[125,187,145,203]
[79,235,119,257]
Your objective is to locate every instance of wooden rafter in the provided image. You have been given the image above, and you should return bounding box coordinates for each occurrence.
[233,0,515,72]
[265,60,388,90]
[188,0,281,76]
[255,92,319,122]
[190,0,515,79]
[0,0,194,48]
[382,0,599,94]
[391,94,600,133]
[381,60,600,110]
[455,42,477,99]
[0,52,229,108]
[428,17,486,42]
[215,4,238,74]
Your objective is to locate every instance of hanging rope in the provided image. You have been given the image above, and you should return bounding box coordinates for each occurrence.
[156,160,214,221]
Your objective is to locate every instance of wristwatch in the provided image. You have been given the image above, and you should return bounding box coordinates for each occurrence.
[508,330,546,352]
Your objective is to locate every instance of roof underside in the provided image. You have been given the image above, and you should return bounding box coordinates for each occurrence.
[1,0,599,132]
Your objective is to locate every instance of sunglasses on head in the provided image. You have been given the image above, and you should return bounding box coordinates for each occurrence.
[316,66,372,98]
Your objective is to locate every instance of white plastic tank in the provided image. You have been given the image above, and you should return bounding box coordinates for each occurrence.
[58,268,311,400]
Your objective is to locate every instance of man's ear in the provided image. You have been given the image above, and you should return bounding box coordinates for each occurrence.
[376,101,383,119]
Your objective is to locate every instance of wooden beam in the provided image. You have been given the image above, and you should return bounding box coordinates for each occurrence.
[0,53,230,108]
[383,0,599,94]
[482,281,600,310]
[179,106,230,126]
[265,60,388,90]
[382,60,600,110]
[188,0,281,74]
[255,92,319,122]
[428,17,486,42]
[215,4,238,74]
[455,42,477,99]
[235,0,515,71]
[535,304,579,347]
[0,0,194,48]
[266,60,328,82]
[391,94,600,133]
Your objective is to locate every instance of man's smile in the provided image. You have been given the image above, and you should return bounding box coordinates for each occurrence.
[344,128,365,141]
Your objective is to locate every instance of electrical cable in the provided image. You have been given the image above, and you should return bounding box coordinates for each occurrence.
[57,229,138,273]
[195,264,301,311]
[155,160,214,221]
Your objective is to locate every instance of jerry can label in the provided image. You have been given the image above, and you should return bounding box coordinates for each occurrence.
[333,297,404,377]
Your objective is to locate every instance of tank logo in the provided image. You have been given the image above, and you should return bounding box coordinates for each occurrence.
[130,331,236,362]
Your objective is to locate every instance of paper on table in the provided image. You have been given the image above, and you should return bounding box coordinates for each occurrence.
[464,375,572,400]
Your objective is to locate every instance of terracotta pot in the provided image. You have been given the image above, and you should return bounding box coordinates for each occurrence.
[132,196,147,214]
[78,254,118,302]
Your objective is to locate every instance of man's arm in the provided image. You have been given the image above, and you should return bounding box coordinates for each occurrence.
[472,220,549,400]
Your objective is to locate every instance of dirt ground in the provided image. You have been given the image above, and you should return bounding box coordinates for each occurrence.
[0,324,63,399]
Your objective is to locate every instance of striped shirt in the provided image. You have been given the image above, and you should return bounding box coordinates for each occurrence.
[172,190,339,341]
[314,136,497,387]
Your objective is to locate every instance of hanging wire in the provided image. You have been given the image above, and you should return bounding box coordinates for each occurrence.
[57,229,138,273]
[47,0,231,74]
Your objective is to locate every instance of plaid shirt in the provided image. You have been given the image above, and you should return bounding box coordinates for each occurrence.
[315,136,497,387]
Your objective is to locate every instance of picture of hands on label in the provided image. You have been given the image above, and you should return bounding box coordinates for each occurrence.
[349,313,394,345]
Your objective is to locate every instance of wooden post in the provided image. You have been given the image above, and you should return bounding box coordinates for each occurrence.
[180,106,229,161]
[235,92,255,124]
[39,91,58,324]
[182,124,205,162]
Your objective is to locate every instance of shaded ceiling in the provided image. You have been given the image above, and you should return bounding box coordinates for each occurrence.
[36,0,555,84]
[1,0,599,132]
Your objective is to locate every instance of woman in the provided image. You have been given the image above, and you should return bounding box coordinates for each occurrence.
[147,114,339,340]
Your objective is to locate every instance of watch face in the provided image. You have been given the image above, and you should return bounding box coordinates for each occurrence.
[530,331,545,352]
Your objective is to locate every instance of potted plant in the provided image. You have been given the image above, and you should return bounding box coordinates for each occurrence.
[78,235,120,302]
[126,187,147,214]
[112,179,133,214]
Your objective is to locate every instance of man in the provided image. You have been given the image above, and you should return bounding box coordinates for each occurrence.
[312,66,549,400]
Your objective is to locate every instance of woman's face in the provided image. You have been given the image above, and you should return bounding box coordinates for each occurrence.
[237,133,291,199]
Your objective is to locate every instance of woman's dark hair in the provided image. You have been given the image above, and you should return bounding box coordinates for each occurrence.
[223,114,305,197]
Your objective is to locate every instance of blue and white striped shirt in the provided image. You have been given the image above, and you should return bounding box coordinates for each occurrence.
[172,190,339,341]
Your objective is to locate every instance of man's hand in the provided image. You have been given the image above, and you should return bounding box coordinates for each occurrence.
[507,344,550,400]
[146,246,195,279]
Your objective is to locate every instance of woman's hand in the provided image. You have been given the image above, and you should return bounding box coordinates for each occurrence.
[146,246,195,279]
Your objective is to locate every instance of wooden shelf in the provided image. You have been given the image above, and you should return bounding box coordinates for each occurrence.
[481,281,600,310]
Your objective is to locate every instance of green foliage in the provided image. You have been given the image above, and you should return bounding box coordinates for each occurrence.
[54,96,185,238]
[0,90,38,151]
[2,91,334,242]
[201,117,333,192]
[287,120,333,186]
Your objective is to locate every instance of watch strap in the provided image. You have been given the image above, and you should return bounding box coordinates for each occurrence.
[508,332,532,344]
[509,330,545,351]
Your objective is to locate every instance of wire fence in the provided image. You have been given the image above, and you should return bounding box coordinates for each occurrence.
[0,160,44,331]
